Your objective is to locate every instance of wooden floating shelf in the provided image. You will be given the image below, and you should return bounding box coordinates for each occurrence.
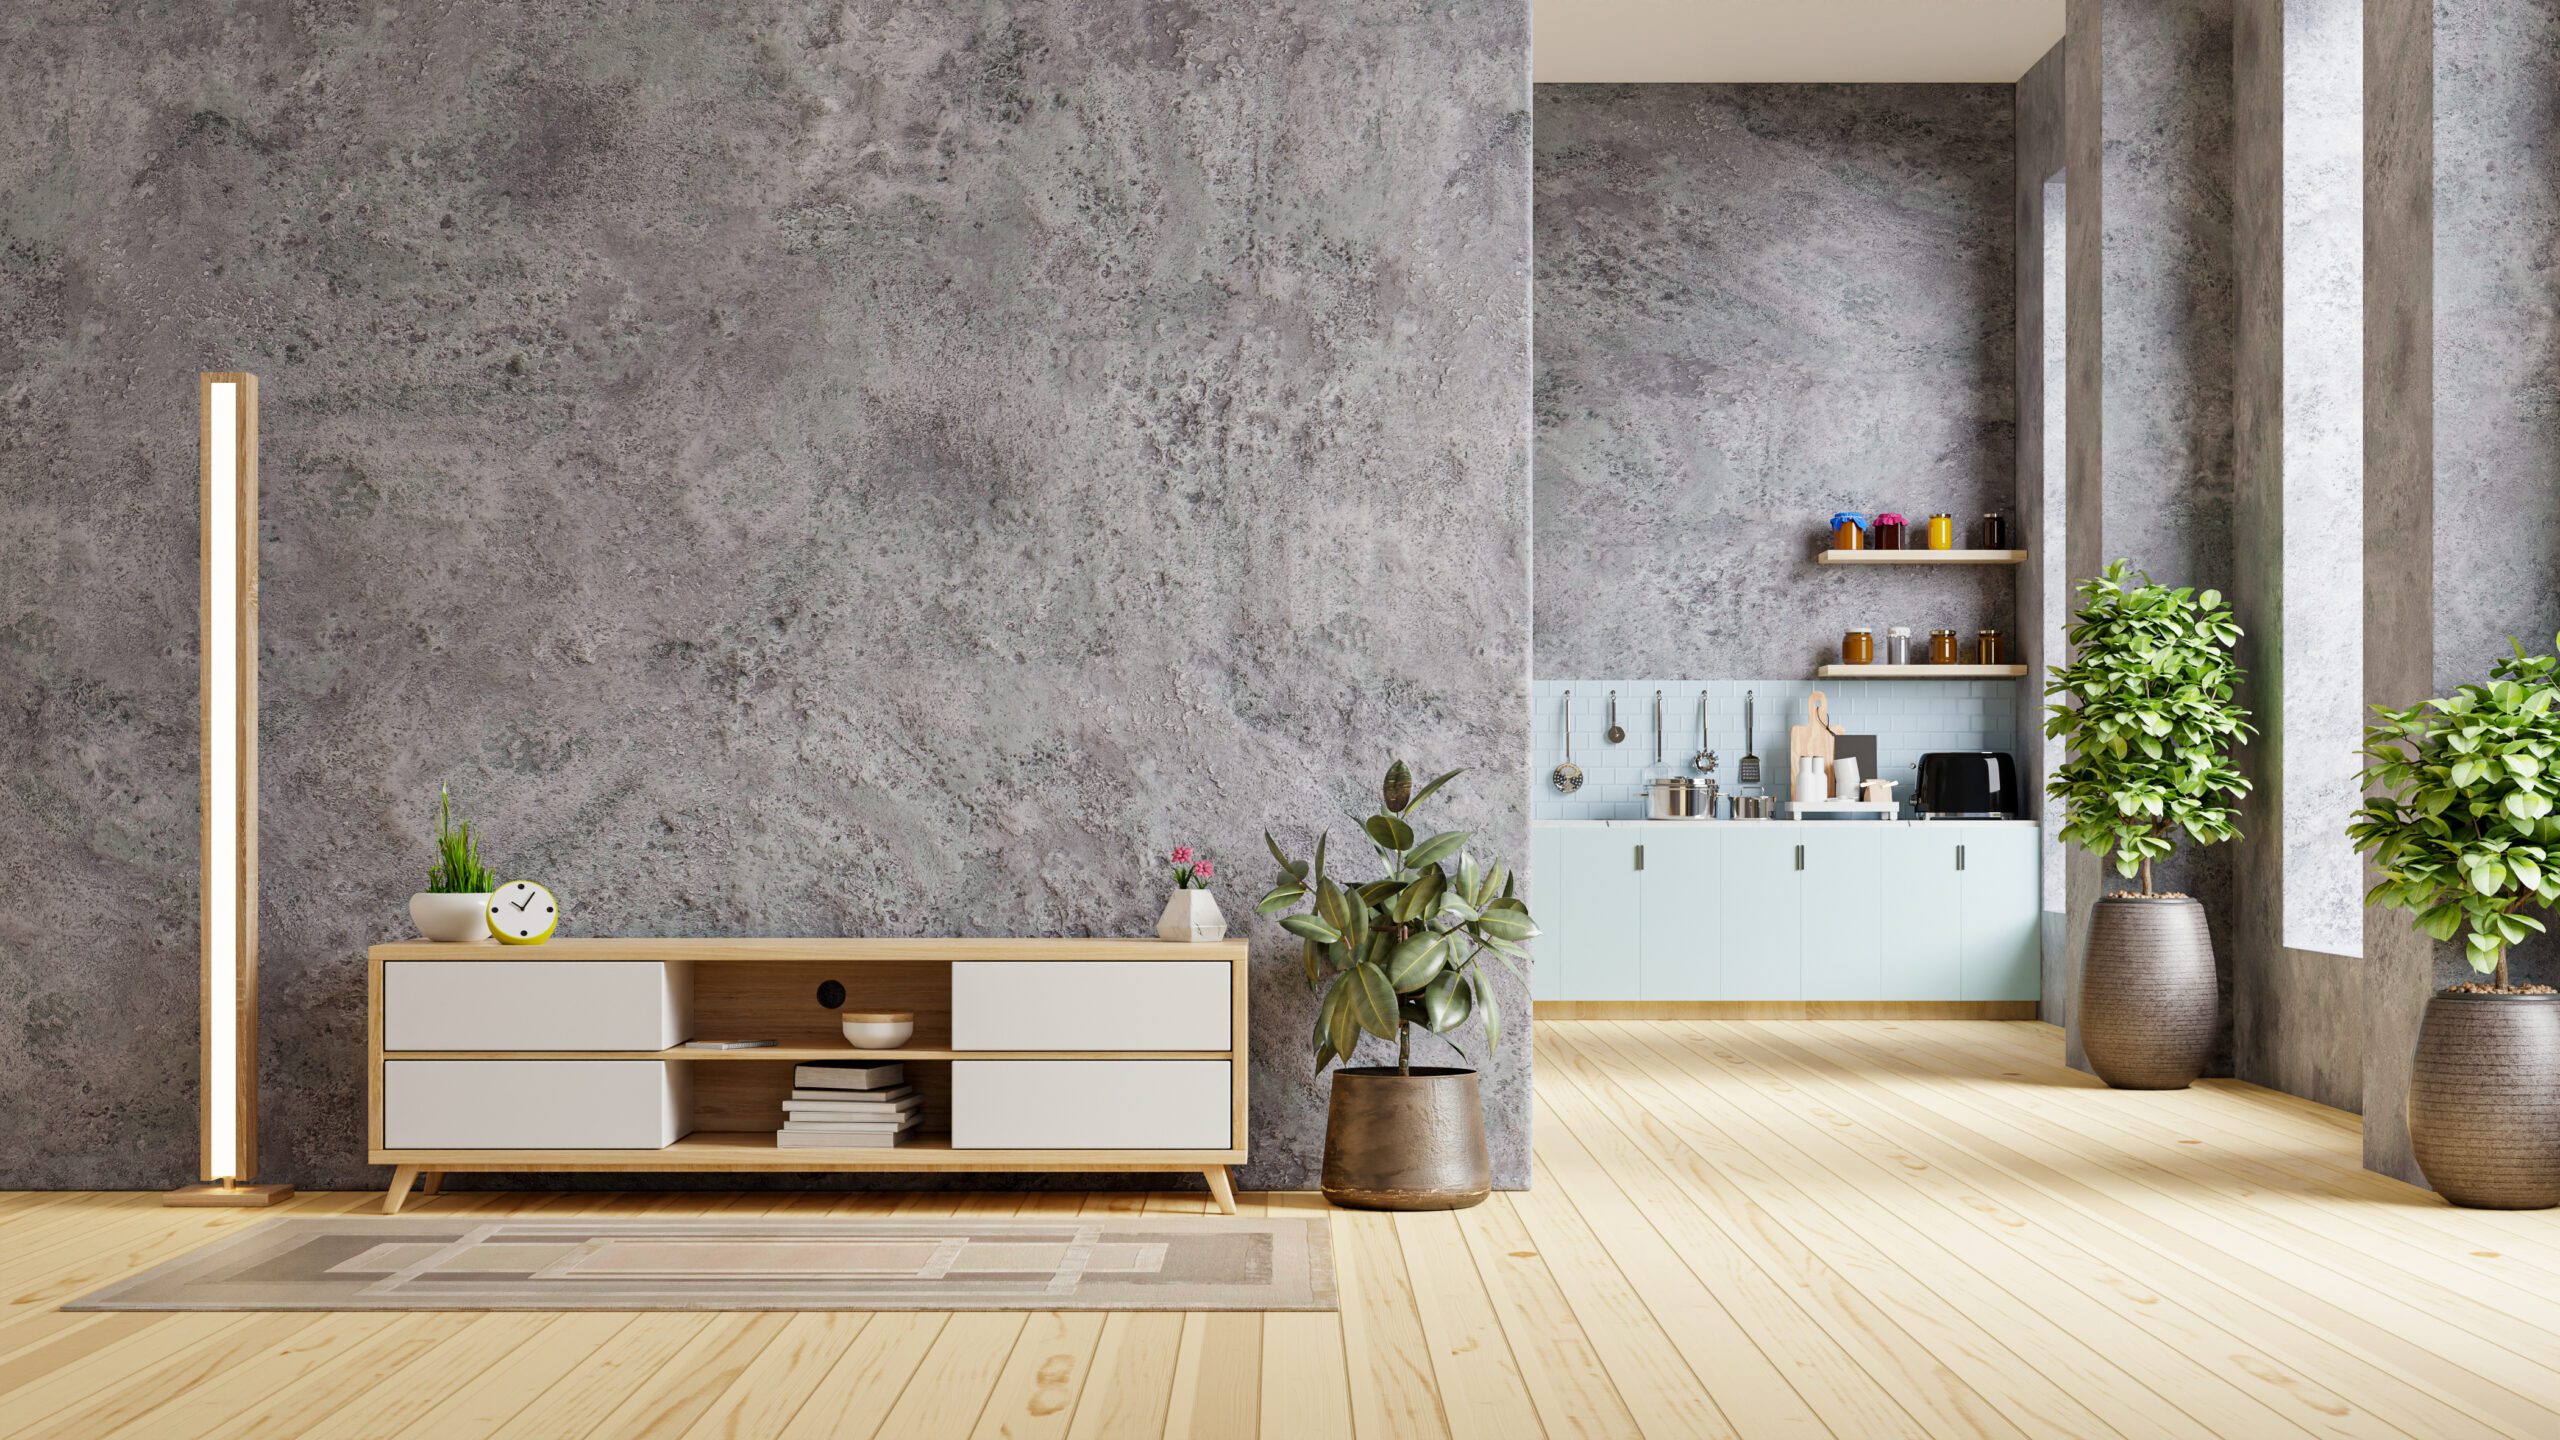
[1816,549,2028,566]
[1816,664,2030,679]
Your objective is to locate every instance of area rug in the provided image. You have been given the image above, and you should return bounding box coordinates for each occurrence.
[67,1216,1336,1312]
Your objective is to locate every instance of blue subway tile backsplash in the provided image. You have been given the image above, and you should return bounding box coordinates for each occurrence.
[1533,677,2023,820]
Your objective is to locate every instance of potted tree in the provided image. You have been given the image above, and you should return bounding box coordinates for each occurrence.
[2044,561,2253,1089]
[1260,760,1534,1210]
[2350,640,2560,1209]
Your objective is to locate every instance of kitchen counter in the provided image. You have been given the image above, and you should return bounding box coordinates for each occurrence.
[1535,817,2038,828]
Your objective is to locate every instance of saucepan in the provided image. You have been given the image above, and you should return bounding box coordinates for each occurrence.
[1639,777,1717,820]
[1725,793,1776,820]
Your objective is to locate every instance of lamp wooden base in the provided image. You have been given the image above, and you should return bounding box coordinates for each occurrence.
[164,1181,296,1208]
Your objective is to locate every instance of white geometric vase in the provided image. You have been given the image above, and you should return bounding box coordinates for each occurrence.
[1156,889,1228,943]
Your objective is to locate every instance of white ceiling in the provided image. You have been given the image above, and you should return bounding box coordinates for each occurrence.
[1534,1,2066,83]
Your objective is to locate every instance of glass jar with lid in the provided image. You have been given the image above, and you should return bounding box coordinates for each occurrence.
[1885,625,1913,665]
[1928,628,1959,664]
[1976,629,2008,665]
[1925,514,1955,550]
[1873,513,1908,549]
[1842,628,1875,666]
[1829,512,1867,550]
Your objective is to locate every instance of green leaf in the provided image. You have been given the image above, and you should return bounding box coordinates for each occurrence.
[1255,884,1307,916]
[1316,877,1351,933]
[1347,963,1399,1039]
[1364,813,1416,851]
[1324,977,1362,1063]
[1405,831,1469,871]
[1404,767,1466,814]
[1473,910,1539,944]
[1264,831,1306,881]
[1279,914,1340,945]
[1384,930,1449,991]
[1472,966,1502,1053]
[1418,969,1472,1031]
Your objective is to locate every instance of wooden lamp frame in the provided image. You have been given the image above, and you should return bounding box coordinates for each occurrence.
[168,373,292,1207]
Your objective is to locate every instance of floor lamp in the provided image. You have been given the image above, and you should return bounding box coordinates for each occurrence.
[168,374,293,1207]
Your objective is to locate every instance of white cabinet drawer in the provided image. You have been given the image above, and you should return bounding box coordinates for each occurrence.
[385,961,692,1051]
[950,1061,1231,1150]
[384,1060,692,1150]
[951,961,1230,1051]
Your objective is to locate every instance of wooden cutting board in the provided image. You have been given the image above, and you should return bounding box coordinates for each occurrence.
[1789,691,1842,801]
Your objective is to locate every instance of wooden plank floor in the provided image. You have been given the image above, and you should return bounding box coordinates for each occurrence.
[6,1020,2559,1438]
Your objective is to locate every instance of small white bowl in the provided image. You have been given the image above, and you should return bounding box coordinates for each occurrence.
[841,1012,915,1050]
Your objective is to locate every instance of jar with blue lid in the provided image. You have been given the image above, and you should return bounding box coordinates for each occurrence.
[1829,512,1867,551]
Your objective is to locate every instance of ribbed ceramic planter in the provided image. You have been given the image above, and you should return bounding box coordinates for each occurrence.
[2079,894,2217,1090]
[1321,1066,1491,1211]
[2409,992,2560,1210]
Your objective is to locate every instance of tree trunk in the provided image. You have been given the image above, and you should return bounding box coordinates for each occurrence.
[1397,1021,1411,1076]
[2141,857,2155,896]
[2498,955,2512,991]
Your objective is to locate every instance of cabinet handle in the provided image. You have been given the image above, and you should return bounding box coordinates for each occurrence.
[1957,844,1967,871]
[1794,844,1804,871]
[1634,844,1644,871]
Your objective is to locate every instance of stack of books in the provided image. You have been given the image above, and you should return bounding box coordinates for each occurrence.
[776,1061,922,1148]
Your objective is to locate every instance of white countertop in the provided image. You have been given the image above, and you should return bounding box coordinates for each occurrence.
[1535,817,2039,828]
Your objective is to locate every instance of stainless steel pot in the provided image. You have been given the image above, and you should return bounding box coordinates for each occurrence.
[1640,777,1717,819]
[1725,793,1775,820]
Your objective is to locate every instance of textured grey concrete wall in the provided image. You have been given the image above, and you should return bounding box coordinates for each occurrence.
[2358,0,2560,1181]
[1534,84,2016,681]
[2062,0,2239,1077]
[0,1,1533,1191]
[2015,42,2069,1023]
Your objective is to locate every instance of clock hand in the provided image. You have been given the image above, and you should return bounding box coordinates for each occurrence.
[513,893,533,911]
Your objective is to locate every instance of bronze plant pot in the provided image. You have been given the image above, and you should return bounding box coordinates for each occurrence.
[2409,991,2560,1210]
[2079,894,2217,1090]
[1321,1066,1491,1211]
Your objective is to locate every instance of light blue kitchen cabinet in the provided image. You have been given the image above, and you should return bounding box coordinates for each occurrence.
[1560,827,1644,1000]
[1635,827,1722,999]
[1959,824,2043,1000]
[1719,826,1804,1000]
[1530,827,1567,1001]
[1876,828,1966,1001]
[1801,826,1885,1001]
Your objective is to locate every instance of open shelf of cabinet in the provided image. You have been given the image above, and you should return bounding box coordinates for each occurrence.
[366,936,1249,1214]
[1816,549,2027,565]
[1815,663,2029,679]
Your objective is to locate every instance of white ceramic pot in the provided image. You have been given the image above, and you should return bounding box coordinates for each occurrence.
[1157,888,1228,944]
[409,892,494,943]
[841,1012,915,1049]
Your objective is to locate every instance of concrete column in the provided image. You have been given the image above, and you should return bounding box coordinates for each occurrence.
[2063,0,2239,1075]
[2361,0,2560,1182]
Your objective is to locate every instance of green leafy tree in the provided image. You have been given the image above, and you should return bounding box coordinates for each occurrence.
[1261,760,1536,1076]
[2043,560,2254,894]
[2349,640,2560,989]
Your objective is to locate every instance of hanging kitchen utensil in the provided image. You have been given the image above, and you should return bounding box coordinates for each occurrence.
[1605,690,1625,745]
[1551,691,1584,794]
[1737,690,1761,788]
[1693,692,1717,775]
[1652,690,1664,766]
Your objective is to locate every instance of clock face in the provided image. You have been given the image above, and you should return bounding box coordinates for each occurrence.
[488,880,559,944]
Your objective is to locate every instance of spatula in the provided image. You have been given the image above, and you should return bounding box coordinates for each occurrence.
[1736,690,1761,788]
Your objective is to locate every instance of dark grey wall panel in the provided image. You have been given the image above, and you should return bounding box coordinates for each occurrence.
[0,1,1532,1190]
[1533,84,2016,681]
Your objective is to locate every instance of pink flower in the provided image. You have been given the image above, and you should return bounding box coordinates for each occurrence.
[1192,860,1215,880]
[1170,845,1193,865]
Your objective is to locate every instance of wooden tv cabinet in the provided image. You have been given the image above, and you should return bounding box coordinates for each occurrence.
[365,937,1249,1214]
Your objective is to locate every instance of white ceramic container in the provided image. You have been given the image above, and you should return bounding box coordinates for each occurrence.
[409,892,495,943]
[1156,889,1228,944]
[841,1012,915,1049]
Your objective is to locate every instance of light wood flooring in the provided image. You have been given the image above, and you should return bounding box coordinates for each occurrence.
[5,1020,2559,1438]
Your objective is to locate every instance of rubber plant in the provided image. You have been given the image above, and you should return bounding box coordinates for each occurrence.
[1260,760,1536,1075]
[2350,639,2560,991]
[2043,559,2254,893]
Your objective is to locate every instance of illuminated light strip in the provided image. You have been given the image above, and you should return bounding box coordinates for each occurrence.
[205,379,242,1180]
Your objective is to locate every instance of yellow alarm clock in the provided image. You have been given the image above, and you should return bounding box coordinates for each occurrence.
[487,879,559,945]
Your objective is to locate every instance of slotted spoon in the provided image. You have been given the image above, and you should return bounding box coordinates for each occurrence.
[1551,691,1584,793]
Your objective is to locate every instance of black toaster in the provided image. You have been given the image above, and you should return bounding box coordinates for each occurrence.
[1913,751,2023,818]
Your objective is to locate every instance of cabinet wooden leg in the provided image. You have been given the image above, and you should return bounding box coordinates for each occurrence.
[383,1165,420,1216]
[1201,1165,1237,1216]
[421,1170,444,1197]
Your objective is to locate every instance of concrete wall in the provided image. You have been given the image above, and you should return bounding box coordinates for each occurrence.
[1533,84,2017,682]
[2015,42,2070,1023]
[0,0,1534,1191]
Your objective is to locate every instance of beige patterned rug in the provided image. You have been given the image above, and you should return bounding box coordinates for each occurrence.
[69,1216,1336,1312]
